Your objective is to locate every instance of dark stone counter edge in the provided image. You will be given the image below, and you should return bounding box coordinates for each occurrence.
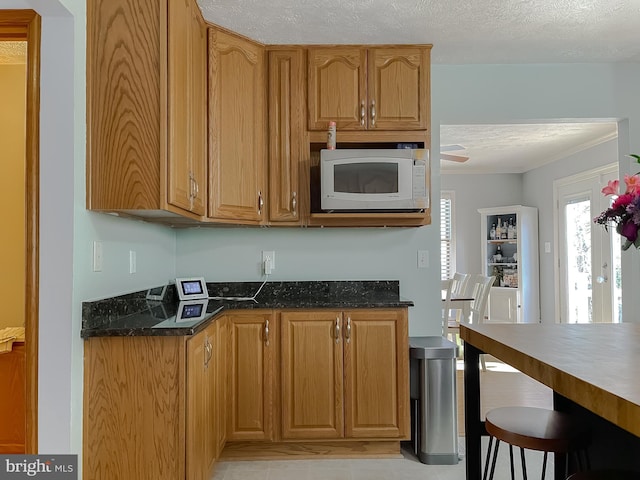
[80,301,414,338]
[81,280,414,339]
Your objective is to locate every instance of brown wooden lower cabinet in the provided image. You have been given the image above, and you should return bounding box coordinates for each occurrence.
[83,318,226,480]
[226,311,275,441]
[279,309,410,441]
[82,307,409,477]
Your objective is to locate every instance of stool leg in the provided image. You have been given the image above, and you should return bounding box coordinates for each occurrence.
[488,439,501,480]
[509,445,515,480]
[520,447,528,480]
[482,436,494,480]
[541,451,547,480]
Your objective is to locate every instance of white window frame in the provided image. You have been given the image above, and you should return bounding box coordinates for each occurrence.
[441,190,456,281]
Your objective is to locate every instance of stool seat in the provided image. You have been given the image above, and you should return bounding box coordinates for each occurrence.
[566,471,638,480]
[483,407,591,480]
[486,406,588,453]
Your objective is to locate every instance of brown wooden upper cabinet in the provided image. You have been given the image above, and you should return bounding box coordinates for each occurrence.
[208,28,267,224]
[267,48,306,225]
[307,46,431,131]
[87,0,207,221]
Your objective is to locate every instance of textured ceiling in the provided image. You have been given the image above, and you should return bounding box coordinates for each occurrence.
[196,1,630,173]
[0,42,26,64]
[440,122,618,174]
[197,0,640,64]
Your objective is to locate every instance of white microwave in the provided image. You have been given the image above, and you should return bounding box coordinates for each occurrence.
[320,148,429,211]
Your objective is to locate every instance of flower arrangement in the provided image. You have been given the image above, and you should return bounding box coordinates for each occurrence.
[594,154,640,250]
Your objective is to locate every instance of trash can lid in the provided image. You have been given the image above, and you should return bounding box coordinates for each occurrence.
[409,336,459,359]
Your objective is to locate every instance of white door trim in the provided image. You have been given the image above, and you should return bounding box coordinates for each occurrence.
[552,163,618,323]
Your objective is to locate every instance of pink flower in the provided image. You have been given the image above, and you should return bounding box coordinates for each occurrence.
[624,174,640,195]
[601,179,619,196]
[612,193,635,210]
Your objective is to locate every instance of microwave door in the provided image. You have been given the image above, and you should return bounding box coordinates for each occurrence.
[322,157,414,210]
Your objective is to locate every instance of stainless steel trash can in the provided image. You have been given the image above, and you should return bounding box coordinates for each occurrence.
[409,336,459,465]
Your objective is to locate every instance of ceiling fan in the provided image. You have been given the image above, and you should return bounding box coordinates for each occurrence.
[441,144,469,163]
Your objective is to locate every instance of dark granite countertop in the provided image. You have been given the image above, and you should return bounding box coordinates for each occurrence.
[81,280,413,338]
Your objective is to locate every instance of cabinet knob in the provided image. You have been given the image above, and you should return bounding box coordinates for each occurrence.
[345,316,351,343]
[370,100,376,127]
[204,339,213,367]
[258,191,264,215]
[334,317,341,344]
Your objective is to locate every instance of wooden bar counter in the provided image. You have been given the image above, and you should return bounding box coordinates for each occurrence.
[460,323,640,480]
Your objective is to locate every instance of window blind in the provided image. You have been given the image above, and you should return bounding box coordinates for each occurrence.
[440,192,454,280]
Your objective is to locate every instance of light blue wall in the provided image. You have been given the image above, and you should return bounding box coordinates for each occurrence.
[442,139,618,325]
[177,226,438,336]
[441,173,523,276]
[523,138,618,322]
[6,0,639,468]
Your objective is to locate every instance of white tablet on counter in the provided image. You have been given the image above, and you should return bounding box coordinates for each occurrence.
[175,277,208,300]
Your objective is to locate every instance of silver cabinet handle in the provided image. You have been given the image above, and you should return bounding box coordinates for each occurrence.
[292,191,297,215]
[204,339,213,367]
[345,316,351,343]
[334,317,341,343]
[258,191,264,215]
[264,319,270,346]
[370,100,376,127]
[360,101,365,126]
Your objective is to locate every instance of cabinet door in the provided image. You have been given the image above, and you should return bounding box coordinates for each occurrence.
[487,288,520,323]
[167,0,206,215]
[343,309,409,439]
[204,322,218,472]
[280,311,344,439]
[215,316,227,455]
[307,47,367,130]
[367,47,430,131]
[186,330,208,480]
[209,29,266,222]
[268,48,305,224]
[227,312,274,440]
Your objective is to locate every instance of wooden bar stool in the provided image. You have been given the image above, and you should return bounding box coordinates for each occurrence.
[483,406,590,480]
[566,471,638,480]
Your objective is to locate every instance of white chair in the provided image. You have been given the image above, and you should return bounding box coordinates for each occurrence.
[443,272,471,343]
[465,274,495,369]
[468,274,495,325]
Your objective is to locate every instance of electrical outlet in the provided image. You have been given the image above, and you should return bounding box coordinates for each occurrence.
[262,251,275,275]
[417,250,429,268]
[93,241,103,272]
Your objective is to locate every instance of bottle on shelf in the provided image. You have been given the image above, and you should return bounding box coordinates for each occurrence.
[501,220,508,239]
[508,219,515,239]
[495,244,502,262]
[490,223,496,240]
[496,218,502,239]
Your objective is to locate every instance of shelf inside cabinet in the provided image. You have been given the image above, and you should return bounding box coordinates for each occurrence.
[487,239,517,244]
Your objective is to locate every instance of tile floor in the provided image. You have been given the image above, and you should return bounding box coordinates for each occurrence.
[212,439,551,480]
[212,358,554,480]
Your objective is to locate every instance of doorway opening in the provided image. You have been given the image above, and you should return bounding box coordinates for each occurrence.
[0,10,40,453]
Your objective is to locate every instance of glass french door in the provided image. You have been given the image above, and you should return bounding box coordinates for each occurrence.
[556,165,621,323]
